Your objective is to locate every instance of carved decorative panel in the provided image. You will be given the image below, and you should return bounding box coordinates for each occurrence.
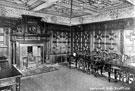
[52,31,71,54]
[73,32,82,52]
[93,29,120,53]
[94,30,106,51]
[82,31,90,53]
[106,29,120,53]
[73,31,91,54]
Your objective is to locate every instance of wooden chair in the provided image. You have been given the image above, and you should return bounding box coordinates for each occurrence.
[91,51,103,77]
[85,55,92,73]
[119,54,130,83]
[77,56,85,70]
[106,52,120,82]
[128,73,135,84]
[68,55,76,68]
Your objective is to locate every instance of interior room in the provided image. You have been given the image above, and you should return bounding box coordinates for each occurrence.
[0,0,135,91]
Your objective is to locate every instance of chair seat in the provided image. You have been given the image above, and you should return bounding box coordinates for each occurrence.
[111,66,121,70]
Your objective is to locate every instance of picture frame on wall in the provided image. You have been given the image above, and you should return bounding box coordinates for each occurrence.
[28,24,37,34]
[17,26,22,33]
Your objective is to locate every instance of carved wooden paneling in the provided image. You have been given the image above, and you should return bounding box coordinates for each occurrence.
[94,30,106,51]
[72,19,128,54]
[82,31,90,54]
[73,32,82,52]
[51,31,71,54]
[105,29,120,53]
[93,29,120,53]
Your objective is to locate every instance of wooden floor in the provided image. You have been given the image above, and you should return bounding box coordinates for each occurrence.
[20,64,131,91]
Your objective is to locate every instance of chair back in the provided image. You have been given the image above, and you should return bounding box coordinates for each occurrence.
[121,54,130,65]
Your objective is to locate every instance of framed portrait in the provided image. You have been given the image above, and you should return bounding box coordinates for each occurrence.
[28,24,37,34]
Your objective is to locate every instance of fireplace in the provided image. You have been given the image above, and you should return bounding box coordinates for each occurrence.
[16,41,45,71]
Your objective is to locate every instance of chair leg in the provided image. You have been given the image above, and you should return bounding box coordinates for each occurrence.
[100,67,103,75]
[75,59,77,68]
[108,71,111,82]
[94,68,98,77]
[114,70,118,82]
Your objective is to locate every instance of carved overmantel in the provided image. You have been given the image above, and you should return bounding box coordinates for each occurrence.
[10,15,51,70]
[11,15,51,42]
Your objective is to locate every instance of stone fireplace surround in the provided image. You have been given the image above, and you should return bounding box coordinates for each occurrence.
[16,41,45,71]
[23,53,41,69]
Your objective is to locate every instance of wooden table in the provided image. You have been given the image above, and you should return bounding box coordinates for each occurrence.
[0,65,22,91]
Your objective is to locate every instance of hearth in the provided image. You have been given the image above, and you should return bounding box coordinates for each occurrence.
[15,41,45,71]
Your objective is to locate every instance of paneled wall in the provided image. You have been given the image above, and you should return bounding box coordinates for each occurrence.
[51,31,71,54]
[93,26,121,53]
[0,16,134,64]
[73,31,91,54]
[48,18,134,64]
[72,18,134,56]
[45,24,71,63]
[49,30,71,63]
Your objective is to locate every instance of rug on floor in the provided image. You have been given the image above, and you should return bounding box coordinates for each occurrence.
[22,65,58,77]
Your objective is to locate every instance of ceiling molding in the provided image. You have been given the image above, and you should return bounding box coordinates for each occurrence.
[57,2,98,15]
[126,0,135,5]
[32,0,59,11]
[0,0,28,10]
[27,0,38,5]
[71,5,135,25]
[99,3,133,12]
[0,0,134,26]
[0,6,71,25]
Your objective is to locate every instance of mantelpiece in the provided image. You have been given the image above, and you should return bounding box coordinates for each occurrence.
[10,15,51,71]
[15,41,45,70]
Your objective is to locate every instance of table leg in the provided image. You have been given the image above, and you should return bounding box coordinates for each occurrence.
[88,62,90,73]
[126,73,129,84]
[100,67,103,75]
[16,77,21,91]
[75,59,77,68]
[108,71,111,82]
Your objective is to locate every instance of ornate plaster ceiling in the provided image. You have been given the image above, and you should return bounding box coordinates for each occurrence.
[1,0,133,18]
[0,0,134,25]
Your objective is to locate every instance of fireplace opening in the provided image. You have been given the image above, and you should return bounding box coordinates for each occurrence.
[18,42,45,70]
[27,46,35,63]
[28,46,32,53]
